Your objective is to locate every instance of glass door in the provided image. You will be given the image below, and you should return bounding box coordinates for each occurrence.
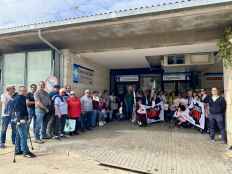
[163,81,176,94]
[140,75,161,91]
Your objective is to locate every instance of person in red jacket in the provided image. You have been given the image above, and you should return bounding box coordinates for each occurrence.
[67,91,81,135]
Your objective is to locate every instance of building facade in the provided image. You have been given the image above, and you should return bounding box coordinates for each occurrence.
[0,0,232,143]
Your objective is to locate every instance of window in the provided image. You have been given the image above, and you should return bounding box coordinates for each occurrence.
[3,50,53,90]
[27,51,52,87]
[3,53,26,88]
[168,54,185,65]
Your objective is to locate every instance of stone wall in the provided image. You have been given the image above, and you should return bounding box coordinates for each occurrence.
[63,49,109,96]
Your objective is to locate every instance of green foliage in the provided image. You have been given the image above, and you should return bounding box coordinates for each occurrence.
[218,27,232,68]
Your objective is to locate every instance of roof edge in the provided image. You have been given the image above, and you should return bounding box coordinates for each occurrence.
[0,0,231,35]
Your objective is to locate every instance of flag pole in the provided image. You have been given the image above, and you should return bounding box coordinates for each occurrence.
[132,88,137,123]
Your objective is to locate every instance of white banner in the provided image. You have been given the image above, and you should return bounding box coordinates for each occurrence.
[174,100,205,129]
[146,102,165,124]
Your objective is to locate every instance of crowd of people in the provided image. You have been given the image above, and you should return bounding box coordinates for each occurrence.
[0,81,227,159]
[134,87,227,144]
[0,82,129,158]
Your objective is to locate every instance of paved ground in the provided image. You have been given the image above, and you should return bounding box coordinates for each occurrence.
[0,121,232,174]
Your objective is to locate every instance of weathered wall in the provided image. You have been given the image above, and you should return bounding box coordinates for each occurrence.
[224,65,232,145]
[200,61,223,91]
[63,49,109,96]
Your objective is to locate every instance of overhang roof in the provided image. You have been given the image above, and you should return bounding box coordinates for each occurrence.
[0,0,232,35]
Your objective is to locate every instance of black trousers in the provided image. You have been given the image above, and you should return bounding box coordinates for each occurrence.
[136,113,147,126]
[209,113,226,142]
[42,112,51,138]
[203,117,209,133]
[54,115,67,136]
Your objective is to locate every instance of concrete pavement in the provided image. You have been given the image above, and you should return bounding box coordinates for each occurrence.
[0,121,231,174]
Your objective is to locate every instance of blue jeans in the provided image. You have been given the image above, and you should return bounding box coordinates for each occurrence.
[99,111,106,122]
[15,123,29,154]
[106,110,113,122]
[91,110,98,127]
[75,118,81,132]
[35,109,46,140]
[27,108,36,136]
[81,111,92,130]
[0,116,16,144]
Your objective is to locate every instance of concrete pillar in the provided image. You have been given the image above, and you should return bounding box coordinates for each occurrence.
[224,66,232,145]
[62,49,73,86]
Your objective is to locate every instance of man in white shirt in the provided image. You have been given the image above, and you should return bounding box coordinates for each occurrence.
[53,88,68,139]
[80,89,93,131]
[208,87,226,144]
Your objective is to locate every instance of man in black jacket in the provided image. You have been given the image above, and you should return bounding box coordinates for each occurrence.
[208,87,226,144]
[14,86,36,158]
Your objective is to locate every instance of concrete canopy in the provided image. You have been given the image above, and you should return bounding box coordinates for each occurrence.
[81,42,218,69]
[0,2,232,54]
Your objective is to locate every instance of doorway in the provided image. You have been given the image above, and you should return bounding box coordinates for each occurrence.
[115,82,139,101]
[163,81,191,95]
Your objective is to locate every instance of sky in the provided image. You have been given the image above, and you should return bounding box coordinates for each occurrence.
[0,0,185,29]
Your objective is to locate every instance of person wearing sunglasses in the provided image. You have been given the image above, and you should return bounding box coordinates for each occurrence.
[14,86,36,158]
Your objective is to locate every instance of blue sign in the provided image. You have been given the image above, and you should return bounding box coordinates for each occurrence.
[73,64,94,84]
[73,64,80,83]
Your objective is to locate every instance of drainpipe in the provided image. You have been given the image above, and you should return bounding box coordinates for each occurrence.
[38,30,64,86]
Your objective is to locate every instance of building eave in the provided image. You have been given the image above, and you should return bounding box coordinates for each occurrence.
[0,0,232,36]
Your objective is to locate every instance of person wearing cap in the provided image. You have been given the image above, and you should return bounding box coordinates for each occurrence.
[0,86,17,148]
[46,84,60,138]
[53,88,68,139]
[49,85,60,98]
[67,91,81,135]
[80,89,93,131]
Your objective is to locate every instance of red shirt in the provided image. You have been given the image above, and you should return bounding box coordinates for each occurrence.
[67,96,81,118]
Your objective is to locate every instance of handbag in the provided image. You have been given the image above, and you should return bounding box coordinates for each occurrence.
[64,119,76,133]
